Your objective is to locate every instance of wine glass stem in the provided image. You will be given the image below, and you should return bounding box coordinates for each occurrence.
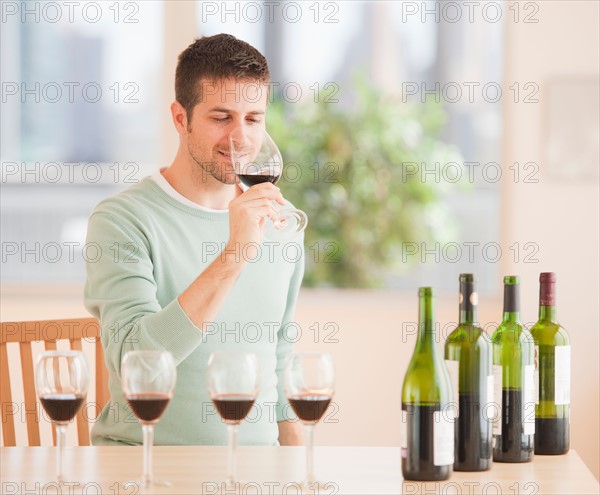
[142,424,154,486]
[226,424,239,487]
[56,423,67,482]
[305,424,315,484]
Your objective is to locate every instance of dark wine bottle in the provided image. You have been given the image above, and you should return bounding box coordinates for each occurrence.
[492,276,535,462]
[531,272,570,455]
[445,274,493,471]
[402,287,454,481]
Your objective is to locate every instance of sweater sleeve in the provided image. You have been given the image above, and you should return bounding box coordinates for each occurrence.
[274,240,305,422]
[84,211,204,376]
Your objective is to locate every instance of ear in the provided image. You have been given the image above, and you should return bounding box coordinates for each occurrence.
[171,100,189,135]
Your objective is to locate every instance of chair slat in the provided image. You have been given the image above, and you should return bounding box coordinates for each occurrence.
[96,338,110,412]
[69,339,91,445]
[43,340,58,446]
[0,343,16,446]
[19,342,40,446]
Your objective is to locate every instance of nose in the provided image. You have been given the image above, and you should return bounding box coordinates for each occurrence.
[229,125,248,148]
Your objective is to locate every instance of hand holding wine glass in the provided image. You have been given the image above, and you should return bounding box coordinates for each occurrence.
[207,351,260,490]
[229,127,307,241]
[285,352,335,490]
[121,350,176,488]
[35,350,89,483]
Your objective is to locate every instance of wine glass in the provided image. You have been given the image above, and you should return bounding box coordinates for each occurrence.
[207,352,260,490]
[229,127,307,240]
[121,350,176,488]
[35,350,89,483]
[285,352,335,491]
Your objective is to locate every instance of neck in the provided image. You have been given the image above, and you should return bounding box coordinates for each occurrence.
[502,311,521,324]
[539,305,557,322]
[417,293,437,351]
[163,150,240,210]
[459,309,477,324]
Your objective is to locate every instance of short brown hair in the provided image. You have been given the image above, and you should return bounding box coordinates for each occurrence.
[175,34,270,120]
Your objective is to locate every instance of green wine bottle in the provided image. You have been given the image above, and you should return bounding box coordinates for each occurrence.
[491,275,535,462]
[531,272,570,455]
[402,287,454,481]
[445,274,493,471]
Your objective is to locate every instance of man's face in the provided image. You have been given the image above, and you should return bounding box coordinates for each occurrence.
[185,78,269,185]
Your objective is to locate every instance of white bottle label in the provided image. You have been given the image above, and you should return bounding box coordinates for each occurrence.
[487,374,495,405]
[534,345,540,404]
[523,364,536,435]
[484,373,495,423]
[400,410,408,449]
[492,365,503,435]
[445,359,459,418]
[433,410,454,466]
[554,345,571,405]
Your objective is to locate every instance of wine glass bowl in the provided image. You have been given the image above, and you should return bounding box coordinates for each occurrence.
[229,128,307,239]
[35,350,89,483]
[285,352,335,489]
[121,350,176,487]
[207,352,260,489]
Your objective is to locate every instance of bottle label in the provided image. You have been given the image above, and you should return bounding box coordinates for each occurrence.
[492,365,503,435]
[555,345,571,405]
[534,345,540,404]
[523,364,536,435]
[483,373,495,423]
[433,410,454,466]
[445,359,459,418]
[400,409,407,450]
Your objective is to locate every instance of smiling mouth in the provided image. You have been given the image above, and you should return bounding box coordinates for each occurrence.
[218,150,249,161]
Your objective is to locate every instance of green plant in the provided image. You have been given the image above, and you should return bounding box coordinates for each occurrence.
[268,77,463,287]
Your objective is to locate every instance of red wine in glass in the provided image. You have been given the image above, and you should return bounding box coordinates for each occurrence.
[229,128,307,239]
[126,393,171,424]
[288,393,332,423]
[212,393,256,423]
[40,393,85,423]
[207,352,260,489]
[237,173,280,188]
[121,350,177,488]
[285,352,335,489]
[35,350,89,483]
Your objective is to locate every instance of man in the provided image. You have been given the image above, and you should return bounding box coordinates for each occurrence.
[85,34,304,446]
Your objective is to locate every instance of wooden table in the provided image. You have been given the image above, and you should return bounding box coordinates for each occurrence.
[1,446,598,494]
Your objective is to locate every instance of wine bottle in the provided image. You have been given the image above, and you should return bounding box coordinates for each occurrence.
[401,287,454,481]
[491,276,535,462]
[445,274,493,471]
[531,272,570,455]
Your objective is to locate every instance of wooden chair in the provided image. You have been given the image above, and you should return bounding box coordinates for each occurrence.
[0,318,109,446]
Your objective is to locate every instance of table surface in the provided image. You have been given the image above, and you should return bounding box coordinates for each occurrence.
[1,446,598,495]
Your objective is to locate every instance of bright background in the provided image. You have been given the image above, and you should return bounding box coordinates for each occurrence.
[1,0,598,480]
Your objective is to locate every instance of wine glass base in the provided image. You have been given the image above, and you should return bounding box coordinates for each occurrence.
[265,208,307,241]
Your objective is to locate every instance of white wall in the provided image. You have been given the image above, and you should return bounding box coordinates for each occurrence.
[500,0,600,478]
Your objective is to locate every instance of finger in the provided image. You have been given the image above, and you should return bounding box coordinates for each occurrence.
[235,200,279,219]
[236,188,285,206]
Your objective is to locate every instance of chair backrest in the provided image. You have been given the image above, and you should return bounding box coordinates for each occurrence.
[0,318,109,446]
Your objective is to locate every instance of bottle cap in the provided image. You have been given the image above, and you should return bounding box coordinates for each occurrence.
[540,272,556,283]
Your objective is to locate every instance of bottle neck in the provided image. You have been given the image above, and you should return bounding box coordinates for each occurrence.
[539,280,556,321]
[417,293,438,352]
[459,280,478,324]
[502,283,521,323]
[539,305,557,322]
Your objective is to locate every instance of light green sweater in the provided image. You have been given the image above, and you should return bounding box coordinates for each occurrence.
[84,177,304,445]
